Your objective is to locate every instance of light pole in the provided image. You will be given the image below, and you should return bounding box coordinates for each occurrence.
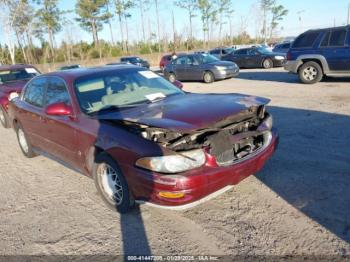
[347,2,350,25]
[297,10,305,34]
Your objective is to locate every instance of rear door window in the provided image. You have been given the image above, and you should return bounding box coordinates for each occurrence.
[45,78,70,106]
[210,49,220,54]
[23,78,47,108]
[320,31,330,47]
[293,32,320,48]
[175,56,190,65]
[329,29,347,46]
[235,49,248,55]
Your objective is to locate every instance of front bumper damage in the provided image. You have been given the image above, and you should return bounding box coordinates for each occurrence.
[135,129,278,209]
[125,110,278,209]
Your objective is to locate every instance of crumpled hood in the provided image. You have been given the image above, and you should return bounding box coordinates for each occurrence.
[97,93,270,132]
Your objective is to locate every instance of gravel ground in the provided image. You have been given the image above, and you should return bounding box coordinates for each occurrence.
[0,68,349,258]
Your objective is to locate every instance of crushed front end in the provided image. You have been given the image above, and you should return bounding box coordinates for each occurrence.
[129,104,278,208]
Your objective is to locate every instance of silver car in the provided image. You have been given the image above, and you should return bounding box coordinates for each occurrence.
[164,54,239,83]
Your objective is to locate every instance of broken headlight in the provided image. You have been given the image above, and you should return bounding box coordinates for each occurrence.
[136,149,206,173]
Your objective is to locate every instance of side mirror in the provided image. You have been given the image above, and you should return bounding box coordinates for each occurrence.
[8,92,19,101]
[45,102,72,116]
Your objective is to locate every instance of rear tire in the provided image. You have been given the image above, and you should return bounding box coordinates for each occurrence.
[298,61,323,84]
[93,153,135,213]
[0,107,9,128]
[168,72,176,83]
[263,58,273,69]
[203,71,215,83]
[16,123,37,158]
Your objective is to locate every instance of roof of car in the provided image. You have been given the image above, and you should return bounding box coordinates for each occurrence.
[43,64,143,80]
[0,64,36,71]
[305,25,350,33]
[121,56,140,59]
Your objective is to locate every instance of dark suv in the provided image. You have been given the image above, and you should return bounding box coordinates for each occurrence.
[284,26,350,84]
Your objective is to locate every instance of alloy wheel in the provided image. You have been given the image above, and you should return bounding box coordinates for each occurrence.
[0,109,5,126]
[204,72,213,83]
[263,59,272,69]
[18,128,29,153]
[98,163,123,205]
[168,73,176,83]
[303,66,318,81]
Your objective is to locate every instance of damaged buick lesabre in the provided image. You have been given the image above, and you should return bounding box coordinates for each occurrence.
[8,65,278,213]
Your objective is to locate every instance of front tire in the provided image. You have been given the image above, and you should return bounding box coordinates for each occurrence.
[93,153,134,213]
[0,107,9,128]
[263,58,273,69]
[298,61,323,84]
[16,124,37,158]
[203,71,215,83]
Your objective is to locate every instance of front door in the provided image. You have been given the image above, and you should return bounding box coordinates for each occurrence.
[41,77,79,169]
[246,49,261,68]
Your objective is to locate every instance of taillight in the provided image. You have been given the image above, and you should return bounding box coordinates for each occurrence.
[286,51,292,61]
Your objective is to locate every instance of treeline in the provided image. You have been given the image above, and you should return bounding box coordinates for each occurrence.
[0,0,288,65]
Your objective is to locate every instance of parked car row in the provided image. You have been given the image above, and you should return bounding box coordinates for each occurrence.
[160,46,286,83]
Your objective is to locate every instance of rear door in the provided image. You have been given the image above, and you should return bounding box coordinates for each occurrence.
[186,55,203,80]
[246,49,262,68]
[173,56,191,80]
[42,77,79,168]
[19,77,48,150]
[231,49,248,67]
[319,28,349,71]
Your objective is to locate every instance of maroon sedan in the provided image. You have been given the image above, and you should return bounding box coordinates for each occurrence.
[8,65,278,213]
[0,64,40,128]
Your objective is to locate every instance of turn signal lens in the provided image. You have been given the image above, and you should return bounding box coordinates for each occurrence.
[158,191,185,199]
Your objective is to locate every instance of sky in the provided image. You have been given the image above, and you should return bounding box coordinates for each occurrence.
[1,0,350,45]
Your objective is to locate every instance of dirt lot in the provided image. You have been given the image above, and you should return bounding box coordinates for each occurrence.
[0,68,349,258]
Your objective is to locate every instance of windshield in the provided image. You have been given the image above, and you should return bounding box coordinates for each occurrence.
[257,47,273,54]
[198,54,219,64]
[224,48,235,54]
[127,57,142,63]
[0,68,40,84]
[74,69,184,114]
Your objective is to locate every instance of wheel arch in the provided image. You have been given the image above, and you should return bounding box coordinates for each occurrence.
[202,70,215,78]
[85,145,106,176]
[296,55,329,74]
[261,56,273,67]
